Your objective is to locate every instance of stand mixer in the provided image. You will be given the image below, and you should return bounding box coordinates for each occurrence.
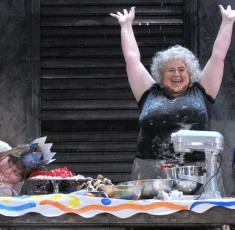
[170,130,224,198]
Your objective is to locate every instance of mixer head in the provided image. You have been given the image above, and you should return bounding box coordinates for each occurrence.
[171,130,224,154]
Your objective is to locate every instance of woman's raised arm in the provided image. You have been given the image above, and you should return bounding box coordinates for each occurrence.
[110,7,155,102]
[200,5,235,99]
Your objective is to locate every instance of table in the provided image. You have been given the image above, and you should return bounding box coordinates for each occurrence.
[0,194,234,229]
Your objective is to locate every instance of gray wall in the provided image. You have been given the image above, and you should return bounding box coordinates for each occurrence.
[198,0,235,195]
[0,0,234,195]
[0,0,27,147]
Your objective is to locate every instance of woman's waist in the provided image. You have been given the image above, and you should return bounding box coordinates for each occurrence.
[135,151,178,161]
[135,151,205,163]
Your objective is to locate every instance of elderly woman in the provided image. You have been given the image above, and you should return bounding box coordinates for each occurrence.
[110,5,235,183]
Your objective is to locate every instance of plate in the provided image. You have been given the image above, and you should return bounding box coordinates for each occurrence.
[28,176,91,181]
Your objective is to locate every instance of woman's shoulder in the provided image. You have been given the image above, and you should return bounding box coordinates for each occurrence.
[192,82,215,103]
[137,83,160,107]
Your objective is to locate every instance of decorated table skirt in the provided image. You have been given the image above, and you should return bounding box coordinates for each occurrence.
[0,194,235,218]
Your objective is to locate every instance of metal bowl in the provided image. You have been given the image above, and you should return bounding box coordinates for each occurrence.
[118,179,174,199]
[103,184,142,200]
[164,166,203,195]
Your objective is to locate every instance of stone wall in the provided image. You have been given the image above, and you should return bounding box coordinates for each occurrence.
[199,0,235,195]
[0,0,27,147]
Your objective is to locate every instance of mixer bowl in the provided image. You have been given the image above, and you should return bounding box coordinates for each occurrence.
[164,166,204,195]
[118,179,174,199]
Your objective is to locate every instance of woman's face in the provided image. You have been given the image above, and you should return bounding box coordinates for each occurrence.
[162,59,190,95]
[0,156,22,184]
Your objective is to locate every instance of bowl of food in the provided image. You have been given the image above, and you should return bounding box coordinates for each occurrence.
[102,184,143,200]
[118,179,174,199]
[163,166,204,195]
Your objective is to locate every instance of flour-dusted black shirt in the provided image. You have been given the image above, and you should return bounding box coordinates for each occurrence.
[136,83,214,160]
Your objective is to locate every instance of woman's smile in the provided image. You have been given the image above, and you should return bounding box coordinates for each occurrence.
[163,59,190,95]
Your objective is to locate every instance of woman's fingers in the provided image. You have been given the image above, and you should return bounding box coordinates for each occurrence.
[227,5,231,10]
[109,13,116,17]
[130,6,135,12]
[218,5,224,12]
[110,7,135,17]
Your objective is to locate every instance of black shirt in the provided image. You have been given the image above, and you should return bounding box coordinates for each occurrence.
[136,83,214,160]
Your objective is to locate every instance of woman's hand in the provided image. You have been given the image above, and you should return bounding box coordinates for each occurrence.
[110,6,135,26]
[200,4,235,99]
[219,5,235,23]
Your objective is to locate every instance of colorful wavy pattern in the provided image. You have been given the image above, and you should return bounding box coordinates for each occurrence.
[40,198,188,214]
[0,195,234,217]
[0,202,36,211]
[190,200,235,210]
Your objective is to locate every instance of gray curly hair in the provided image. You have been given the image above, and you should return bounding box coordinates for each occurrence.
[150,45,201,87]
